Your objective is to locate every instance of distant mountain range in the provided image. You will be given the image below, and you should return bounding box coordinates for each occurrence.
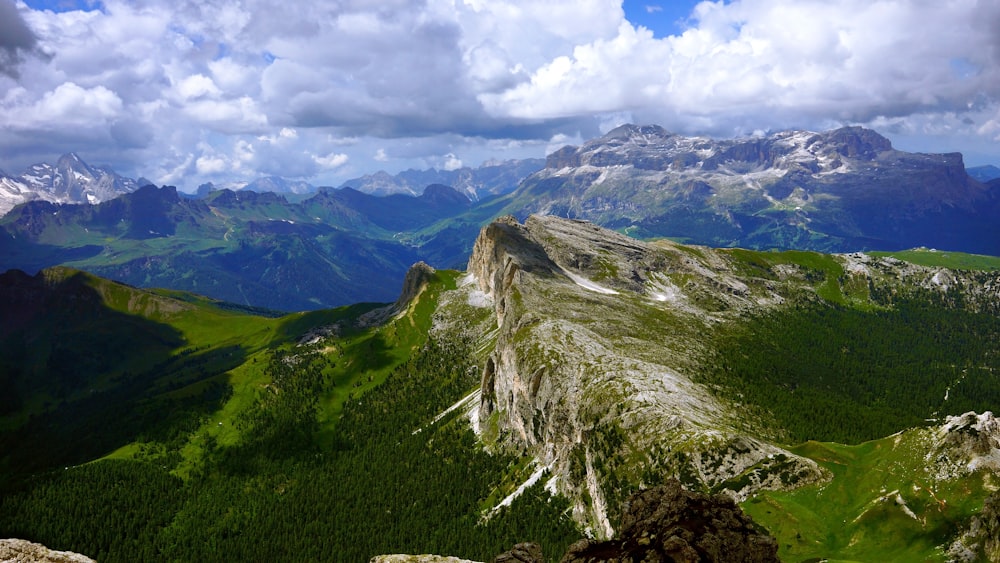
[337,158,545,200]
[968,164,1000,182]
[0,183,472,310]
[2,126,998,310]
[196,176,318,197]
[497,124,1000,255]
[0,153,140,217]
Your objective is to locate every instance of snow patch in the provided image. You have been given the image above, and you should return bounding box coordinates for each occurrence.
[895,493,919,520]
[467,289,492,308]
[491,461,551,513]
[560,267,619,295]
[413,390,481,435]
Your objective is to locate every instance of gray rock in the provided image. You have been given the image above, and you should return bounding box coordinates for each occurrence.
[0,539,95,563]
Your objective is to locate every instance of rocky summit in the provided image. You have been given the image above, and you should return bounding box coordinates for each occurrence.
[560,480,779,563]
[506,125,1000,255]
[439,214,1000,547]
[0,153,138,217]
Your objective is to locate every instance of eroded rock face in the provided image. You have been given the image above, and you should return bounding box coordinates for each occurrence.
[0,539,95,563]
[465,215,826,536]
[462,214,1000,539]
[948,489,1000,562]
[926,411,1000,482]
[560,480,779,563]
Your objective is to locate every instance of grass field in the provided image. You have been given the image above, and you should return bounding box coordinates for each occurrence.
[870,248,1000,270]
[743,431,989,562]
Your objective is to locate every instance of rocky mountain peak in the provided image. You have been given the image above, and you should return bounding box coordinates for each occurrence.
[515,124,997,255]
[602,123,672,142]
[0,153,138,216]
[463,214,828,535]
[823,125,893,158]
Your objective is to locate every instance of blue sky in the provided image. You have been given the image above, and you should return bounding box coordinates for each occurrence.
[2,0,1000,189]
[622,0,698,37]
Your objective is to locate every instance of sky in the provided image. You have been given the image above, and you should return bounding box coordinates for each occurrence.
[2,0,1000,191]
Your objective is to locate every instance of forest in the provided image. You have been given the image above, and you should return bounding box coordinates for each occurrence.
[0,337,579,562]
[704,294,1000,444]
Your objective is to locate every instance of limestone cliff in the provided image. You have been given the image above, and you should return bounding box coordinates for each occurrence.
[0,539,95,563]
[465,215,826,536]
[459,214,1000,540]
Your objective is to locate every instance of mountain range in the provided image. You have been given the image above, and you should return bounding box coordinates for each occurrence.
[0,153,140,217]
[2,214,1000,561]
[0,183,475,310]
[337,157,545,200]
[2,125,998,313]
[492,125,1000,255]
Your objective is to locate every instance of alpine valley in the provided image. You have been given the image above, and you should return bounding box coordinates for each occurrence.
[3,126,1000,562]
[2,125,999,312]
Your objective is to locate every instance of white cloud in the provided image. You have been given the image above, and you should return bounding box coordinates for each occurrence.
[2,0,1000,187]
[482,0,1000,140]
[196,154,227,174]
[6,82,123,128]
[175,74,222,101]
[442,153,463,171]
[314,152,349,169]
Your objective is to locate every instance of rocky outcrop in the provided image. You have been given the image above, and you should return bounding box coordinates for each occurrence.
[0,539,95,563]
[491,543,544,563]
[927,411,1000,481]
[465,214,826,536]
[560,480,779,563]
[359,262,437,327]
[948,489,1000,562]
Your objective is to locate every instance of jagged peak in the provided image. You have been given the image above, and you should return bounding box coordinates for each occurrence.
[602,123,671,141]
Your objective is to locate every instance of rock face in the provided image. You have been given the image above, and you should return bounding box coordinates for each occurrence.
[0,539,95,563]
[560,480,779,563]
[0,153,138,216]
[507,124,1000,255]
[465,214,828,536]
[948,485,1000,562]
[460,214,1000,538]
[928,411,1000,481]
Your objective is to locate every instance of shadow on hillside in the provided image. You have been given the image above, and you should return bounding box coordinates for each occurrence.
[0,270,247,483]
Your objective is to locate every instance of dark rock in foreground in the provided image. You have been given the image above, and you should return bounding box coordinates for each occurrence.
[560,480,779,563]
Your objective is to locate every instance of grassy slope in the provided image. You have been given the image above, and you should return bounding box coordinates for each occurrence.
[106,269,460,477]
[744,433,990,562]
[869,248,1000,271]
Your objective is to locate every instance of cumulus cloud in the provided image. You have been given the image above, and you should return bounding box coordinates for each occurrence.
[482,0,1000,139]
[0,0,46,77]
[2,0,999,189]
[314,152,349,169]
